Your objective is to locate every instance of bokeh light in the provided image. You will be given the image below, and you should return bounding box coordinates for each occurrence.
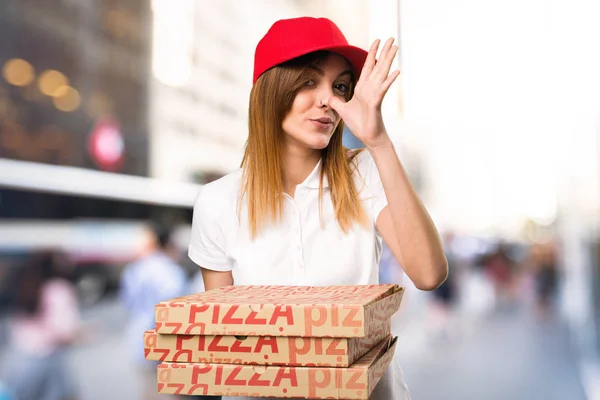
[52,85,81,112]
[38,69,69,97]
[2,58,35,86]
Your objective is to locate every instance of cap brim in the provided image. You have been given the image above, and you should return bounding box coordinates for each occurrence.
[319,45,369,78]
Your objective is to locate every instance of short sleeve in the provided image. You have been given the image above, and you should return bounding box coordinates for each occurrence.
[355,150,389,221]
[188,187,233,271]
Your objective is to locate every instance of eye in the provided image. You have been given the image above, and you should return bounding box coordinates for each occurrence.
[334,83,349,95]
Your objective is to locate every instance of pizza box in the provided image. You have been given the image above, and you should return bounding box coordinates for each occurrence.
[145,319,390,367]
[154,284,403,337]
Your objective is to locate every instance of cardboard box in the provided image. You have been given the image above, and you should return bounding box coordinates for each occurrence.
[144,319,391,367]
[155,284,403,337]
[156,335,397,399]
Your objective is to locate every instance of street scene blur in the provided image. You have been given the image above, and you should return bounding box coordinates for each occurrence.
[1,0,599,399]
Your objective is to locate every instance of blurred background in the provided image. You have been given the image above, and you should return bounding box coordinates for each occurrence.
[0,0,599,399]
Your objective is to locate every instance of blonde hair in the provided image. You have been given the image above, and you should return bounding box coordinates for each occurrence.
[240,51,367,238]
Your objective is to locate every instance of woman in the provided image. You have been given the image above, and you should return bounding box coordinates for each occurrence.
[189,17,448,399]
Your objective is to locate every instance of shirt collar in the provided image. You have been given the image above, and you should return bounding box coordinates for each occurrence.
[301,158,329,189]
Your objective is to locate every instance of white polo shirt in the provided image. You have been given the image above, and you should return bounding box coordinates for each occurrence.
[188,150,389,286]
[188,150,411,400]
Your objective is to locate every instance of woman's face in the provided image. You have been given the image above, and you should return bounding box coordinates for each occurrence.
[281,53,352,152]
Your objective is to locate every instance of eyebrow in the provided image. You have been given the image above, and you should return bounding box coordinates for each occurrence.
[307,65,352,79]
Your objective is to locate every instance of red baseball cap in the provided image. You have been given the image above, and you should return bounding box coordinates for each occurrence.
[253,17,368,83]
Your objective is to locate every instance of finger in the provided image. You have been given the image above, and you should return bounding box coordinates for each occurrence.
[329,96,347,115]
[381,69,401,95]
[359,39,380,81]
[377,38,395,63]
[373,39,397,80]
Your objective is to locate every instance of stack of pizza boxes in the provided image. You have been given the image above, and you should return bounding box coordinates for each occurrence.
[144,284,404,399]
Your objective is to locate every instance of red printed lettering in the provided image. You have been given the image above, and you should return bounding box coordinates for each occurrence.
[246,307,267,324]
[154,348,171,361]
[342,307,362,327]
[175,335,194,350]
[314,338,323,355]
[215,365,223,385]
[248,371,270,387]
[304,306,327,336]
[331,304,339,327]
[346,371,365,389]
[189,304,210,323]
[145,332,157,348]
[156,307,169,322]
[173,350,192,362]
[191,365,213,384]
[187,384,208,395]
[272,368,298,387]
[222,305,243,324]
[208,336,228,352]
[334,367,343,388]
[308,369,330,398]
[225,366,246,386]
[326,339,345,355]
[184,323,206,334]
[165,322,182,334]
[288,338,310,364]
[167,383,184,394]
[158,368,171,383]
[269,305,294,325]
[230,338,252,353]
[211,305,220,324]
[197,335,206,351]
[255,336,278,353]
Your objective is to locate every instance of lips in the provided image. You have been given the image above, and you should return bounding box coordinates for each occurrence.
[311,117,333,124]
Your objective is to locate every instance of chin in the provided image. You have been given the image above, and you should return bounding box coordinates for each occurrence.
[307,135,332,150]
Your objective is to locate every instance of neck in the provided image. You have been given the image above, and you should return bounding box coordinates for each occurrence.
[282,145,321,196]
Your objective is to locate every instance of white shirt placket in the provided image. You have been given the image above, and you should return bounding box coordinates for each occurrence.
[286,191,305,275]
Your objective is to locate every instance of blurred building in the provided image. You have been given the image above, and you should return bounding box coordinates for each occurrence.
[0,0,152,175]
[0,0,175,307]
[0,0,155,219]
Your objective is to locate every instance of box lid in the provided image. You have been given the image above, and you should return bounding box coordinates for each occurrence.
[155,284,403,337]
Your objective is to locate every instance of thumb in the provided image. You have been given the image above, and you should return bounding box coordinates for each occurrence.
[329,96,347,116]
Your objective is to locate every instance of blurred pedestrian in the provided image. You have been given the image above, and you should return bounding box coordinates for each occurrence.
[120,223,185,400]
[531,240,559,320]
[120,223,219,400]
[188,17,448,400]
[1,249,84,400]
[481,241,517,310]
[429,232,460,341]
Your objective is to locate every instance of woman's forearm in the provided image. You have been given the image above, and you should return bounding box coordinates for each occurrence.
[369,135,448,290]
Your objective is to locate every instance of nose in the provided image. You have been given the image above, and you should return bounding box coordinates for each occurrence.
[316,87,334,109]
